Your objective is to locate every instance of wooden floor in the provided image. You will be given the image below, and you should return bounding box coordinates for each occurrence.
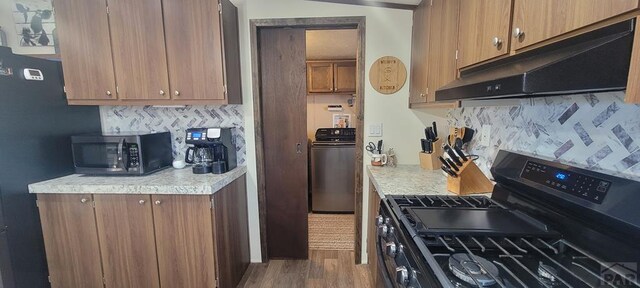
[236,250,372,288]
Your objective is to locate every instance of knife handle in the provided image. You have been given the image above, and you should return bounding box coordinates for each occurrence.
[453,145,469,162]
[432,121,438,138]
[444,145,463,167]
[441,165,457,178]
[446,158,460,171]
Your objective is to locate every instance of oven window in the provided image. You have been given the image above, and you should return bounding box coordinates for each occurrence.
[72,143,120,168]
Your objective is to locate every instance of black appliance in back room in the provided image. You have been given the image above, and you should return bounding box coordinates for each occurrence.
[310,128,356,213]
[376,150,640,288]
[0,47,102,288]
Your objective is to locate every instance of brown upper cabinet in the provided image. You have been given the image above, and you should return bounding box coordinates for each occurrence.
[55,0,242,105]
[306,60,357,94]
[409,0,460,108]
[457,0,514,69]
[511,0,640,51]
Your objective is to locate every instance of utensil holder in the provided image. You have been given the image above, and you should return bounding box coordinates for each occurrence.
[446,160,494,195]
[419,138,443,170]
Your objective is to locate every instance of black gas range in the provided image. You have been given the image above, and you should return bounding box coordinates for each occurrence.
[376,150,640,288]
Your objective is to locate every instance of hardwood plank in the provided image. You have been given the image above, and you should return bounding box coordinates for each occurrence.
[324,258,339,288]
[54,0,117,101]
[259,260,284,288]
[337,251,355,287]
[152,195,216,288]
[37,194,103,288]
[163,0,225,100]
[260,27,309,259]
[107,0,170,100]
[308,250,326,279]
[213,175,250,288]
[94,195,160,288]
[240,264,268,288]
[272,260,309,288]
[354,264,373,288]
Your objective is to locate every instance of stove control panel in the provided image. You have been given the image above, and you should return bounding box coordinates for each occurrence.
[521,161,611,204]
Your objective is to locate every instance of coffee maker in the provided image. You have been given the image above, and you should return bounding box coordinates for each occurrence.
[185,127,237,174]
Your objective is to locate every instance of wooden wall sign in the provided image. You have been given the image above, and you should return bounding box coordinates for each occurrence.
[369,56,407,94]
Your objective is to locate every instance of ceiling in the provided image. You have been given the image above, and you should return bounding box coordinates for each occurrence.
[306,29,358,60]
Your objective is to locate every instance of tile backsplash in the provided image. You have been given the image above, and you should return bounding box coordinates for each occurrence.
[448,91,640,180]
[100,105,246,164]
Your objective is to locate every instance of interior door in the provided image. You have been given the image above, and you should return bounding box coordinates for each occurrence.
[260,27,309,259]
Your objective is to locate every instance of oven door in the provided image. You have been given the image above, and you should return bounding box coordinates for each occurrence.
[71,136,131,174]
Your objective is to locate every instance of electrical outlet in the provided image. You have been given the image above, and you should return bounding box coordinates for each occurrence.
[369,123,383,137]
[481,125,491,146]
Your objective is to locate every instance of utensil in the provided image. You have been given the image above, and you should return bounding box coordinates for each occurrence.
[366,142,377,153]
[425,128,431,140]
[438,156,452,170]
[446,158,460,171]
[441,165,458,177]
[453,145,469,162]
[432,121,438,139]
[377,140,383,154]
[444,145,463,167]
[421,139,428,153]
[425,139,433,154]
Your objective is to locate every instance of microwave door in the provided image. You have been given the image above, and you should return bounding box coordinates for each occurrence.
[72,140,125,172]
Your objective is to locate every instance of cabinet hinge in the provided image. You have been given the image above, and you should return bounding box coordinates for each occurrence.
[106,6,109,14]
[215,277,219,287]
[210,199,214,209]
[455,50,459,60]
[103,277,106,284]
[430,0,433,6]
[426,87,429,95]
[63,86,67,93]
[223,85,227,96]
[92,201,96,208]
[35,200,39,208]
[218,2,222,14]
[48,276,51,283]
[116,86,119,94]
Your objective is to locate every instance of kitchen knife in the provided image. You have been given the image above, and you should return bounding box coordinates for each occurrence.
[441,165,458,178]
[445,158,460,171]
[420,139,427,153]
[425,128,430,140]
[444,145,463,167]
[432,121,438,139]
[377,140,383,154]
[425,127,434,141]
[425,139,433,154]
[438,156,451,170]
[453,145,469,162]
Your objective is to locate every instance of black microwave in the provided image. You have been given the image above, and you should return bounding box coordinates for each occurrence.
[71,132,172,176]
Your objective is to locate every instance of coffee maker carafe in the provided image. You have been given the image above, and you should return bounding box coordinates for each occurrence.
[185,128,237,174]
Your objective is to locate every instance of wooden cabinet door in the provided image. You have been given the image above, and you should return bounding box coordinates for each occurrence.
[367,182,381,287]
[37,194,103,288]
[426,0,460,102]
[152,195,216,288]
[511,0,639,51]
[307,62,334,93]
[94,195,160,288]
[107,0,170,100]
[54,0,117,101]
[213,175,250,288]
[409,0,430,104]
[333,61,357,93]
[457,0,513,68]
[162,0,226,100]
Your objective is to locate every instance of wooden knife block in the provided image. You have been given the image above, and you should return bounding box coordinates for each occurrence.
[419,138,443,170]
[446,160,494,195]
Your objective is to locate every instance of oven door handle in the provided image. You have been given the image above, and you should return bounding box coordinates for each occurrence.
[117,138,128,171]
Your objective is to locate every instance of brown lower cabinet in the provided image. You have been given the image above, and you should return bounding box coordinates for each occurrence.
[37,175,249,288]
[367,181,383,288]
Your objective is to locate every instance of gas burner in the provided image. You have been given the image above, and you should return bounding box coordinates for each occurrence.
[537,262,558,285]
[448,254,500,287]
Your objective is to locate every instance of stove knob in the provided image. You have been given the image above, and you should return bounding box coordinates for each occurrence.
[377,224,388,237]
[375,215,384,226]
[385,241,397,258]
[388,226,395,237]
[396,266,409,287]
[384,217,391,225]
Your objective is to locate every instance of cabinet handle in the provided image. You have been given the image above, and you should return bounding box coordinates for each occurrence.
[174,90,180,96]
[154,200,162,205]
[106,90,112,97]
[160,90,166,96]
[513,28,524,39]
[492,37,502,48]
[138,199,146,205]
[80,198,88,203]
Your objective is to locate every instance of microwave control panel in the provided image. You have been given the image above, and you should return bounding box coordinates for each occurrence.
[521,161,611,204]
[128,144,140,168]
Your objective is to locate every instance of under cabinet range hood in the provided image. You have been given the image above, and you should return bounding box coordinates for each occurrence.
[436,19,635,101]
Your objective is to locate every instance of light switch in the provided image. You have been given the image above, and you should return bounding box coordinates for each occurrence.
[369,123,383,137]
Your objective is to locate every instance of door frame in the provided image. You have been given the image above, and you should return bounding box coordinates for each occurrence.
[250,16,366,263]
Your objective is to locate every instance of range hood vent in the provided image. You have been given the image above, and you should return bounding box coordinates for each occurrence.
[436,19,635,101]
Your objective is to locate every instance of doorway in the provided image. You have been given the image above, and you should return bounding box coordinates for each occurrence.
[251,17,366,262]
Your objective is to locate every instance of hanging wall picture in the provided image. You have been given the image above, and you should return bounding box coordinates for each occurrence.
[369,56,407,94]
[13,0,56,47]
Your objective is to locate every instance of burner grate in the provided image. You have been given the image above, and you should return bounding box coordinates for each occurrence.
[391,195,504,209]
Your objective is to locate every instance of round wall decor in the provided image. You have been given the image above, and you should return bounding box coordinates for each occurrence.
[369,56,407,94]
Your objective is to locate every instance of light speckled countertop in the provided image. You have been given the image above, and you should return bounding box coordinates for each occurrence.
[367,165,492,198]
[28,166,247,195]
